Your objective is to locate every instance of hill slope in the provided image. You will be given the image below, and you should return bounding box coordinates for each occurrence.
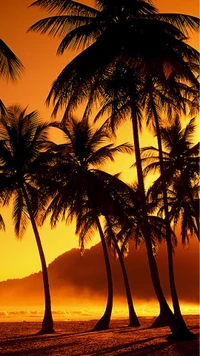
[0,239,198,307]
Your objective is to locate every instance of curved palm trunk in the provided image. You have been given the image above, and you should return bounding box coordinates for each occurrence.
[22,185,54,334]
[115,241,140,327]
[151,96,184,322]
[93,215,113,331]
[105,216,140,327]
[130,103,195,339]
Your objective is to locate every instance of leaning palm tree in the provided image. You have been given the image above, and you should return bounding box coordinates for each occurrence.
[92,177,141,328]
[41,116,133,330]
[0,105,54,334]
[92,171,141,327]
[104,181,178,297]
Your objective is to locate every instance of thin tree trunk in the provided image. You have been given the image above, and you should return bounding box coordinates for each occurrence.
[105,216,140,327]
[22,185,54,334]
[93,215,113,331]
[130,102,195,339]
[150,96,184,321]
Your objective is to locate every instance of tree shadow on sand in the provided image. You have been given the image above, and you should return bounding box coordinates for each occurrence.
[1,327,198,356]
[1,341,78,356]
[81,333,199,356]
[0,329,92,356]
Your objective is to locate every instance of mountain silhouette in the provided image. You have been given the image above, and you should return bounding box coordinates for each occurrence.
[0,239,198,307]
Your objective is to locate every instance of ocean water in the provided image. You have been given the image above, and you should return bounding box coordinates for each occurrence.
[0,309,96,322]
[0,302,198,322]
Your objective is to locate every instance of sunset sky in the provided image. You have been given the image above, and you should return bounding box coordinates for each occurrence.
[0,0,199,283]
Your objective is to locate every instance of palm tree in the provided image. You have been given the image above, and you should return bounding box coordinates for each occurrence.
[91,171,141,327]
[163,180,199,243]
[104,181,178,325]
[142,115,199,240]
[93,178,141,328]
[29,0,199,338]
[0,106,54,334]
[41,116,133,330]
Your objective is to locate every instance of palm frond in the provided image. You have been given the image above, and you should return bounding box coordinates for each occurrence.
[0,39,24,81]
[0,214,5,231]
[155,13,199,36]
[13,191,29,238]
[30,0,98,16]
[0,99,7,115]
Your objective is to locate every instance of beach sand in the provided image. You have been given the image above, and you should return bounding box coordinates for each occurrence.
[0,315,199,355]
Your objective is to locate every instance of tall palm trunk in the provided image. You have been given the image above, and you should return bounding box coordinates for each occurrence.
[130,102,195,339]
[22,185,54,334]
[150,96,184,321]
[93,214,113,331]
[105,216,140,327]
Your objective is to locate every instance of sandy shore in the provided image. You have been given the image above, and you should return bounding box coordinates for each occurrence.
[0,315,199,355]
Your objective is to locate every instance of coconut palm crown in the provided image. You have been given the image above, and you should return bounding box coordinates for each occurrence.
[28,0,199,119]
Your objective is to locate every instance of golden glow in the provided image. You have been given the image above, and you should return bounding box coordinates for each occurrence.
[0,301,198,322]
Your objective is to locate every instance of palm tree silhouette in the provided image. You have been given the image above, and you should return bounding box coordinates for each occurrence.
[165,180,199,242]
[104,181,177,319]
[0,106,54,334]
[42,116,133,330]
[89,174,141,328]
[142,115,199,240]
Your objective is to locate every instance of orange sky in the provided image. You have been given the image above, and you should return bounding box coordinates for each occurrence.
[0,0,199,282]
